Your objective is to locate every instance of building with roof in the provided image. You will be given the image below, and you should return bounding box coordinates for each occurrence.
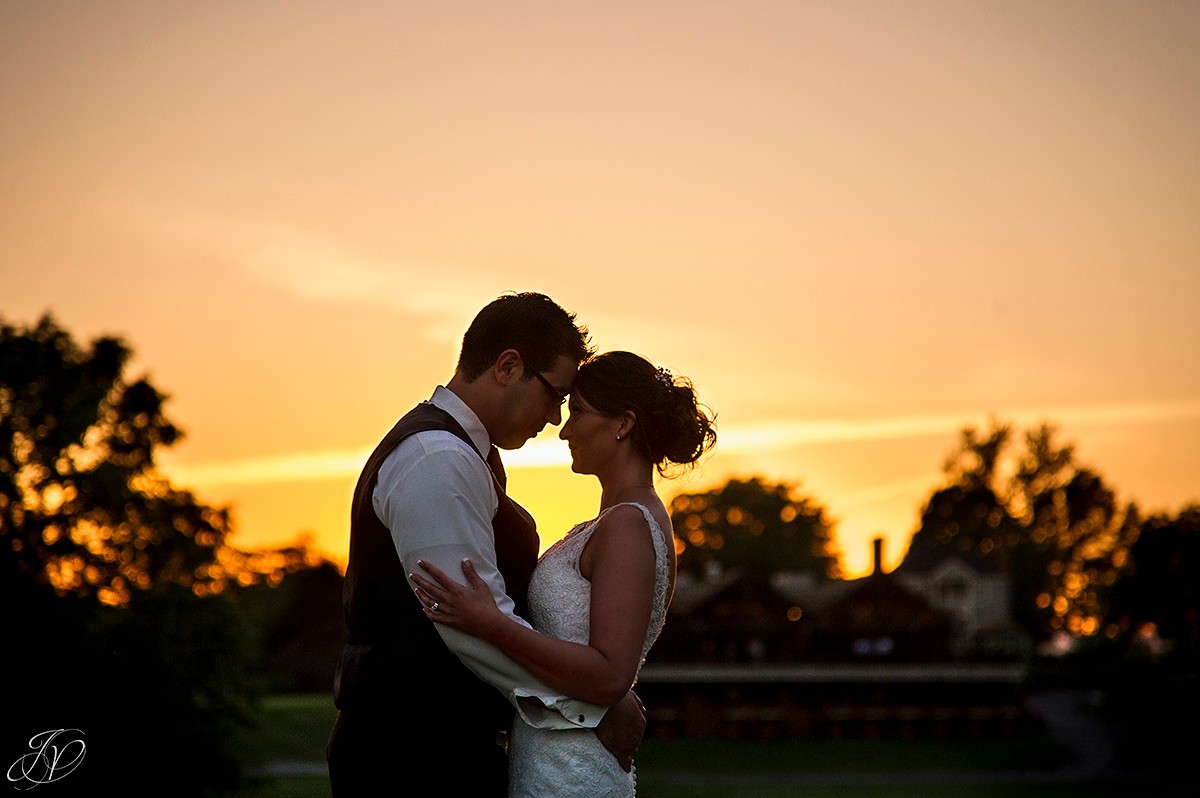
[638,538,1037,739]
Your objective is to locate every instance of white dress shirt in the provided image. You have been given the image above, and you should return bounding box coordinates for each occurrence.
[373,385,605,729]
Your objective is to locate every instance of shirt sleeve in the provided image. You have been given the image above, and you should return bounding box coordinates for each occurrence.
[374,430,606,730]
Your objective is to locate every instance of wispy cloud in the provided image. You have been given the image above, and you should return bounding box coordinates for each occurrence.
[159,400,1200,489]
[239,230,470,319]
[713,399,1200,453]
[160,447,374,488]
[112,203,486,343]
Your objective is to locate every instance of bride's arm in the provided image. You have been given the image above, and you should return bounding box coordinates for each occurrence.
[411,504,655,706]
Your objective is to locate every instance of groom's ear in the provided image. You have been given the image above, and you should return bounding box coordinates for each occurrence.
[493,349,522,386]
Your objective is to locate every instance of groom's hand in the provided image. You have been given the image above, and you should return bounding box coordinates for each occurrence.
[594,690,646,773]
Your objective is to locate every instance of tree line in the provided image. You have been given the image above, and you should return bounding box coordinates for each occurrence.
[1,315,329,794]
[2,313,1196,791]
[671,424,1198,659]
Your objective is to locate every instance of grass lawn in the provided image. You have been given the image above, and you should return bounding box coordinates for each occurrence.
[239,693,337,766]
[234,694,1170,798]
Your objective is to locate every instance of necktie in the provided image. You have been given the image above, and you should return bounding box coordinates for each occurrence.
[486,445,507,490]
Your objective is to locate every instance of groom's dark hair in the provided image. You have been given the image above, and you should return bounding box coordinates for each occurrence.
[457,292,594,381]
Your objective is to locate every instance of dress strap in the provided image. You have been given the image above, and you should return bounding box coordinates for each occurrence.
[596,501,665,543]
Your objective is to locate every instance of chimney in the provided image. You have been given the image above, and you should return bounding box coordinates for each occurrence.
[872,537,884,576]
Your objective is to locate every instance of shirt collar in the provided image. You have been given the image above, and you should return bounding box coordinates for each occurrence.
[429,385,492,457]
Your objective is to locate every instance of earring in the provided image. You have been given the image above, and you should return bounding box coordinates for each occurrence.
[616,434,622,441]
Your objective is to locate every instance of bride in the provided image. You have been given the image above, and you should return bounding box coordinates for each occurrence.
[412,350,715,797]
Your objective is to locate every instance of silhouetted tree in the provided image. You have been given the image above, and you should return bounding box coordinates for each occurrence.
[233,554,346,692]
[906,420,1137,643]
[907,422,1023,572]
[0,314,239,603]
[1098,505,1199,776]
[908,483,1019,564]
[1107,505,1200,663]
[0,314,259,795]
[1010,424,1140,642]
[670,477,841,579]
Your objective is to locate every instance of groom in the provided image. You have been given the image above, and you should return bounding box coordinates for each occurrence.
[326,292,645,796]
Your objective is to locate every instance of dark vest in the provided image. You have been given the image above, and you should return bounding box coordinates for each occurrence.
[332,401,539,731]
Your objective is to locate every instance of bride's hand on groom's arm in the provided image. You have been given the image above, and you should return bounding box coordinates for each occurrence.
[595,689,645,773]
[411,558,504,639]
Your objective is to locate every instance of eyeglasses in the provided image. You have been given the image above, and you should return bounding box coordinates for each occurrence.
[516,351,568,406]
[525,363,568,407]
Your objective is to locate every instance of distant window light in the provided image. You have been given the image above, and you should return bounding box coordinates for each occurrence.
[851,636,895,657]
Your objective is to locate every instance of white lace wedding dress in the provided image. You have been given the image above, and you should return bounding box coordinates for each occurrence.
[508,502,672,798]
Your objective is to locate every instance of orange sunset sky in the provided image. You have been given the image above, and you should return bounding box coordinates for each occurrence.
[3,1,1198,577]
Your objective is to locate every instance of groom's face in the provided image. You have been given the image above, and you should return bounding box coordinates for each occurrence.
[493,354,576,450]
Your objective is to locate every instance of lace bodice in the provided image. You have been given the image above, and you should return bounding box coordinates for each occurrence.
[527,502,671,656]
[509,502,672,797]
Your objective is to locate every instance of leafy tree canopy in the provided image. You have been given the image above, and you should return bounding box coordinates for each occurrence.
[907,419,1139,642]
[0,313,294,605]
[0,313,311,794]
[670,476,842,579]
[1107,504,1200,663]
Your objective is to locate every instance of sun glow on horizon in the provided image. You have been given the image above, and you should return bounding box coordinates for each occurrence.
[157,399,1200,579]
[161,399,1200,489]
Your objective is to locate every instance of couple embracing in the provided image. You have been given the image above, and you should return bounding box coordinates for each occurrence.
[326,292,716,796]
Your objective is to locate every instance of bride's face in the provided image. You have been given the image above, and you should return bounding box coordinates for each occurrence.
[559,394,620,475]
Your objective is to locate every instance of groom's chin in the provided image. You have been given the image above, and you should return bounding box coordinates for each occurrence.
[495,434,527,451]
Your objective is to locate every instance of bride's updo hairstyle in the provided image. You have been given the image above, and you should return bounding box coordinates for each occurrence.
[572,351,716,475]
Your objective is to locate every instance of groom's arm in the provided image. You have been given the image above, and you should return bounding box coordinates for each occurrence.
[376,433,606,729]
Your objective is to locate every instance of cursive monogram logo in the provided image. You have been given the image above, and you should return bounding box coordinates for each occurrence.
[7,729,87,790]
